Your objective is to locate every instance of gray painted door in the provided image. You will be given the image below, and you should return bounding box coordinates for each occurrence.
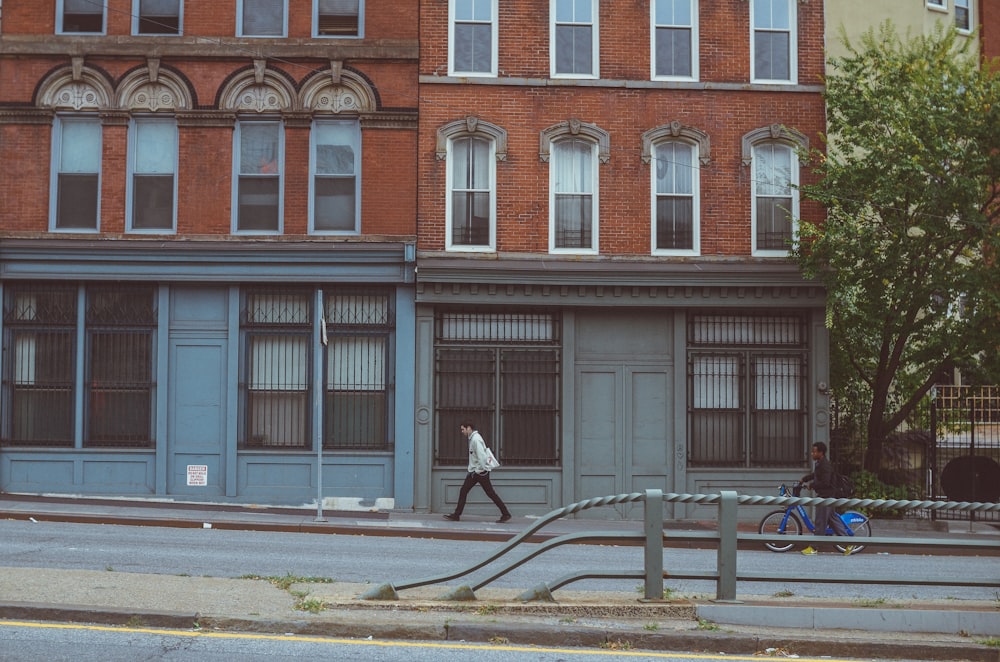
[167,339,227,496]
[576,364,671,519]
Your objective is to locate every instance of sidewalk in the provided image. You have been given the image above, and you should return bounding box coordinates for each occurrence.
[0,493,998,660]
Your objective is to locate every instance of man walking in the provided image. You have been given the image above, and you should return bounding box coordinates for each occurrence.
[799,441,852,555]
[443,420,512,524]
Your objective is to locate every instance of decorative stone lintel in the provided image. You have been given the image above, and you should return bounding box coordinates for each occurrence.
[0,108,55,125]
[99,109,131,126]
[175,110,237,128]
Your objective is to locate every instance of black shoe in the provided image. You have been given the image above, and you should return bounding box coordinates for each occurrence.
[496,514,512,523]
[443,513,460,522]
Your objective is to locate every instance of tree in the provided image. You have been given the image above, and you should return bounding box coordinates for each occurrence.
[794,23,1000,476]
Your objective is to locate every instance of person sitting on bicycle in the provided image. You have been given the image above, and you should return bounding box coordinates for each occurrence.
[799,441,848,554]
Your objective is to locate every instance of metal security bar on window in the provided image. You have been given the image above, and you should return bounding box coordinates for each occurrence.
[434,312,561,466]
[324,289,393,450]
[689,352,745,466]
[241,291,311,449]
[689,313,804,346]
[2,286,77,447]
[85,286,156,447]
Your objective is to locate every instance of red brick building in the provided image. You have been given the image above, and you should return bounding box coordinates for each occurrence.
[0,1,419,507]
[413,0,831,518]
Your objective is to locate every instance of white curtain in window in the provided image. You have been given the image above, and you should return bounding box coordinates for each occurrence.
[692,355,739,409]
[755,144,791,196]
[327,337,384,389]
[754,356,799,410]
[134,121,176,174]
[250,336,307,390]
[60,120,101,172]
[553,139,592,194]
[655,141,692,194]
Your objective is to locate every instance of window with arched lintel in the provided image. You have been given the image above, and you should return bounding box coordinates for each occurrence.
[299,65,378,115]
[743,124,807,256]
[116,61,192,112]
[541,120,608,254]
[437,117,506,252]
[643,122,708,256]
[217,62,296,113]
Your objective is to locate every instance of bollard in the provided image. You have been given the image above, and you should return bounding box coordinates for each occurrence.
[643,488,664,600]
[715,490,740,602]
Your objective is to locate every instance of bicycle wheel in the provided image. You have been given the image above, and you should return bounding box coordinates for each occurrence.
[758,509,802,552]
[836,511,871,554]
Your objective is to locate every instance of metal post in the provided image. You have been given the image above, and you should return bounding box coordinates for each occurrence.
[314,289,327,523]
[643,488,664,600]
[715,490,740,602]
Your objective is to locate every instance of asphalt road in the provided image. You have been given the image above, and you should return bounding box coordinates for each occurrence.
[1,519,996,602]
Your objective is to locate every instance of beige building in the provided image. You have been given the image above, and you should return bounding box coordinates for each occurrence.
[825,0,979,61]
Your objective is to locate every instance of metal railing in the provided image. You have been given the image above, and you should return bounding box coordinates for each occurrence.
[360,490,1000,603]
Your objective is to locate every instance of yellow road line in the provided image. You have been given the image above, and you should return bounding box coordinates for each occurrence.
[0,619,858,661]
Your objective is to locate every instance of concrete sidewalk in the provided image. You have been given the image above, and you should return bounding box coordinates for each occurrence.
[0,493,998,660]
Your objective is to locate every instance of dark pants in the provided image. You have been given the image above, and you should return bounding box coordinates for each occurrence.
[816,504,848,538]
[453,471,510,518]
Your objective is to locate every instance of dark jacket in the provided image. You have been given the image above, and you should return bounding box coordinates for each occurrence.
[801,456,836,498]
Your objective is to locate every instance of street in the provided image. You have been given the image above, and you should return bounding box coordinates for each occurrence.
[0,619,931,662]
[0,519,995,602]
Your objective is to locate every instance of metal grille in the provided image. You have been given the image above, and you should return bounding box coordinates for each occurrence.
[687,313,808,468]
[85,286,156,447]
[931,385,1000,522]
[434,312,560,467]
[2,285,77,447]
[323,289,393,450]
[241,291,311,449]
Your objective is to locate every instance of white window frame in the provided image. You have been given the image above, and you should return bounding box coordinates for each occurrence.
[651,139,700,256]
[926,0,947,11]
[313,0,364,38]
[132,0,183,35]
[549,137,599,255]
[309,118,361,235]
[449,0,498,77]
[233,119,284,235]
[955,0,972,33]
[750,142,799,257]
[550,0,599,79]
[50,115,102,233]
[237,0,288,37]
[651,0,698,81]
[445,134,497,252]
[57,0,107,35]
[749,0,797,85]
[127,116,178,233]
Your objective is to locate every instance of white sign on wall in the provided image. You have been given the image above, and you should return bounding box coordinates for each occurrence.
[187,465,208,486]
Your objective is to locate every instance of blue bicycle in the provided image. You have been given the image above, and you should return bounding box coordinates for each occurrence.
[758,482,872,554]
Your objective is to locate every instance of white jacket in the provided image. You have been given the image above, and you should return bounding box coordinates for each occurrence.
[467,430,491,473]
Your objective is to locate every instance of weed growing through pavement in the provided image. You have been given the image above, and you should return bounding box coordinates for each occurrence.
[852,597,901,608]
[643,622,659,631]
[697,618,720,631]
[599,638,633,651]
[634,584,674,600]
[978,637,1000,647]
[772,590,794,598]
[124,616,144,628]
[476,603,500,615]
[240,573,335,613]
[488,636,509,645]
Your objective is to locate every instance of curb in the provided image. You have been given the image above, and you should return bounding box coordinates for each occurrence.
[1,602,996,661]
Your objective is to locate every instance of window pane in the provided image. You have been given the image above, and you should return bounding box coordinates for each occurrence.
[656,197,693,250]
[88,331,153,446]
[314,177,355,231]
[247,334,308,447]
[435,348,495,463]
[454,23,492,73]
[451,191,490,245]
[655,0,691,25]
[553,139,593,193]
[133,175,174,229]
[756,197,792,250]
[238,177,279,231]
[138,0,180,33]
[240,123,280,175]
[57,174,99,229]
[318,0,359,36]
[555,25,593,74]
[455,0,491,21]
[134,121,176,174]
[64,0,104,32]
[499,349,559,465]
[9,330,75,446]
[755,31,789,80]
[61,120,102,172]
[243,0,284,35]
[655,27,691,77]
